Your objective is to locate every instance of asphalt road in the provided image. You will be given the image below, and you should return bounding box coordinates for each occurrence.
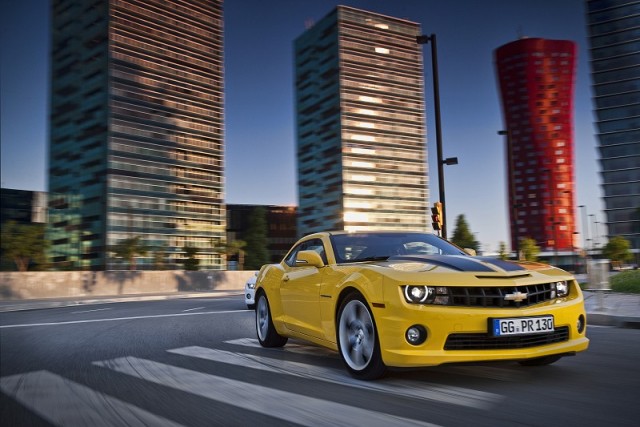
[1,296,638,427]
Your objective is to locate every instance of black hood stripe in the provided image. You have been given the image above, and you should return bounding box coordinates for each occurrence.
[388,255,493,272]
[388,255,526,272]
[475,257,526,272]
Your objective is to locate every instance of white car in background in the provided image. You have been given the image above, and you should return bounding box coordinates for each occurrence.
[244,272,257,309]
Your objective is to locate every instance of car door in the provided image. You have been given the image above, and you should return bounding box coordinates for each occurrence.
[280,238,327,338]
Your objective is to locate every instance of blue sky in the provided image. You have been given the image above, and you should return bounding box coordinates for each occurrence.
[0,0,603,252]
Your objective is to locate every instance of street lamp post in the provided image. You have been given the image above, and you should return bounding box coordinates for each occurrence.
[589,214,596,251]
[498,129,520,259]
[578,205,589,258]
[417,33,456,239]
[552,220,559,267]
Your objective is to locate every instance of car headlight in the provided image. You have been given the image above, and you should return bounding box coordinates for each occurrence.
[246,281,255,289]
[404,285,430,303]
[403,286,450,305]
[552,281,569,298]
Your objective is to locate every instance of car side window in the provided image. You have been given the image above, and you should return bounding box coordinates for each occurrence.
[284,238,327,267]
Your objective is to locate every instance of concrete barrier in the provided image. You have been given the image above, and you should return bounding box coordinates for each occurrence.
[0,270,256,300]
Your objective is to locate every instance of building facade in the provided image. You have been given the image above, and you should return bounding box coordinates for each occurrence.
[48,0,225,270]
[294,6,428,236]
[586,0,640,251]
[0,188,48,225]
[226,204,297,264]
[495,38,578,253]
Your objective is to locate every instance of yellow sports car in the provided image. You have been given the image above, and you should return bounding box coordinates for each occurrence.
[254,231,589,380]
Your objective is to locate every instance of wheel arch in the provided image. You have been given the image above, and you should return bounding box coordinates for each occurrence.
[333,271,385,323]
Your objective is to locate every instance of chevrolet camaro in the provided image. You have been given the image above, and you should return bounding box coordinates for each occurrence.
[253,231,589,380]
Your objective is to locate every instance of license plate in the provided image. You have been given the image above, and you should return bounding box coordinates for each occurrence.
[490,316,554,336]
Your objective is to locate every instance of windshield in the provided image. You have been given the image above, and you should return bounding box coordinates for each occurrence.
[330,232,466,264]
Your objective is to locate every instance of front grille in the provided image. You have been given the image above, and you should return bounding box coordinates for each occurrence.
[444,326,569,350]
[448,283,555,308]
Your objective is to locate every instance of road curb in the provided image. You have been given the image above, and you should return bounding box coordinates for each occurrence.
[0,291,243,313]
[588,312,640,329]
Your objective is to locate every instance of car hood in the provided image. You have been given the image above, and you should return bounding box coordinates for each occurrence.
[380,255,559,275]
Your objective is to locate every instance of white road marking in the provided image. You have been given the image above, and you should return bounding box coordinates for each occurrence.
[170,345,500,409]
[0,370,184,427]
[225,337,338,357]
[0,310,246,329]
[72,308,112,314]
[181,307,204,312]
[93,356,442,427]
[433,365,528,382]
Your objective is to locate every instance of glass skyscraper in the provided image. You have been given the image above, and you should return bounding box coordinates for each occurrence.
[48,0,225,270]
[586,0,640,251]
[294,6,428,236]
[495,38,578,253]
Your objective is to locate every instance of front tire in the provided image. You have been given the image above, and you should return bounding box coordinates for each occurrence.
[255,292,287,347]
[337,293,386,380]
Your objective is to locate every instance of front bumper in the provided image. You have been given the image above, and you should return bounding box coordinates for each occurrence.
[374,295,589,367]
[244,288,255,306]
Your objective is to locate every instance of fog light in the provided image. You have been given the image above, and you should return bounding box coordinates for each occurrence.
[577,315,586,333]
[405,325,427,345]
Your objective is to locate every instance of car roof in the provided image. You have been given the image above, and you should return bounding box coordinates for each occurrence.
[298,231,430,241]
[326,230,427,236]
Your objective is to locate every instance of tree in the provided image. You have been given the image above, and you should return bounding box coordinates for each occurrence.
[227,240,247,270]
[520,237,540,262]
[153,245,168,270]
[450,214,479,252]
[182,245,200,271]
[1,221,49,271]
[112,236,147,270]
[212,238,247,270]
[498,242,508,260]
[603,236,632,264]
[244,206,269,270]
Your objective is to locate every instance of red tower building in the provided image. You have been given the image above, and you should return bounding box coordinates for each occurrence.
[495,38,577,254]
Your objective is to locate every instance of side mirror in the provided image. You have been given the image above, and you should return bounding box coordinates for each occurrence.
[464,248,477,256]
[295,250,325,268]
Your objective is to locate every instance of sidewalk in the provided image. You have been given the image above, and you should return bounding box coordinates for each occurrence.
[582,290,640,328]
[0,289,638,329]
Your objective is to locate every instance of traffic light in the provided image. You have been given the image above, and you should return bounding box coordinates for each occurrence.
[431,202,443,231]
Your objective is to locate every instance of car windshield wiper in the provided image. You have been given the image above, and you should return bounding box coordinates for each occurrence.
[356,256,390,262]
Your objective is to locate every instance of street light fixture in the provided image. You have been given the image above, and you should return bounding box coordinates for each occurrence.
[417,33,456,239]
[442,157,458,165]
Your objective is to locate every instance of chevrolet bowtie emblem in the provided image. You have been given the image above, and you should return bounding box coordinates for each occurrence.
[504,291,528,302]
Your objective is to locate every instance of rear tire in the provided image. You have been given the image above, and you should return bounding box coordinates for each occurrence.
[337,293,386,380]
[255,292,287,347]
[518,354,562,366]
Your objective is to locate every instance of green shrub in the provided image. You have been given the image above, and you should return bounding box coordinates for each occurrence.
[611,270,640,293]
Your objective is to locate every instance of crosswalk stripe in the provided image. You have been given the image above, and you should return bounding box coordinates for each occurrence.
[93,356,442,427]
[227,337,522,382]
[436,365,527,382]
[224,337,339,357]
[0,370,184,427]
[170,345,500,409]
